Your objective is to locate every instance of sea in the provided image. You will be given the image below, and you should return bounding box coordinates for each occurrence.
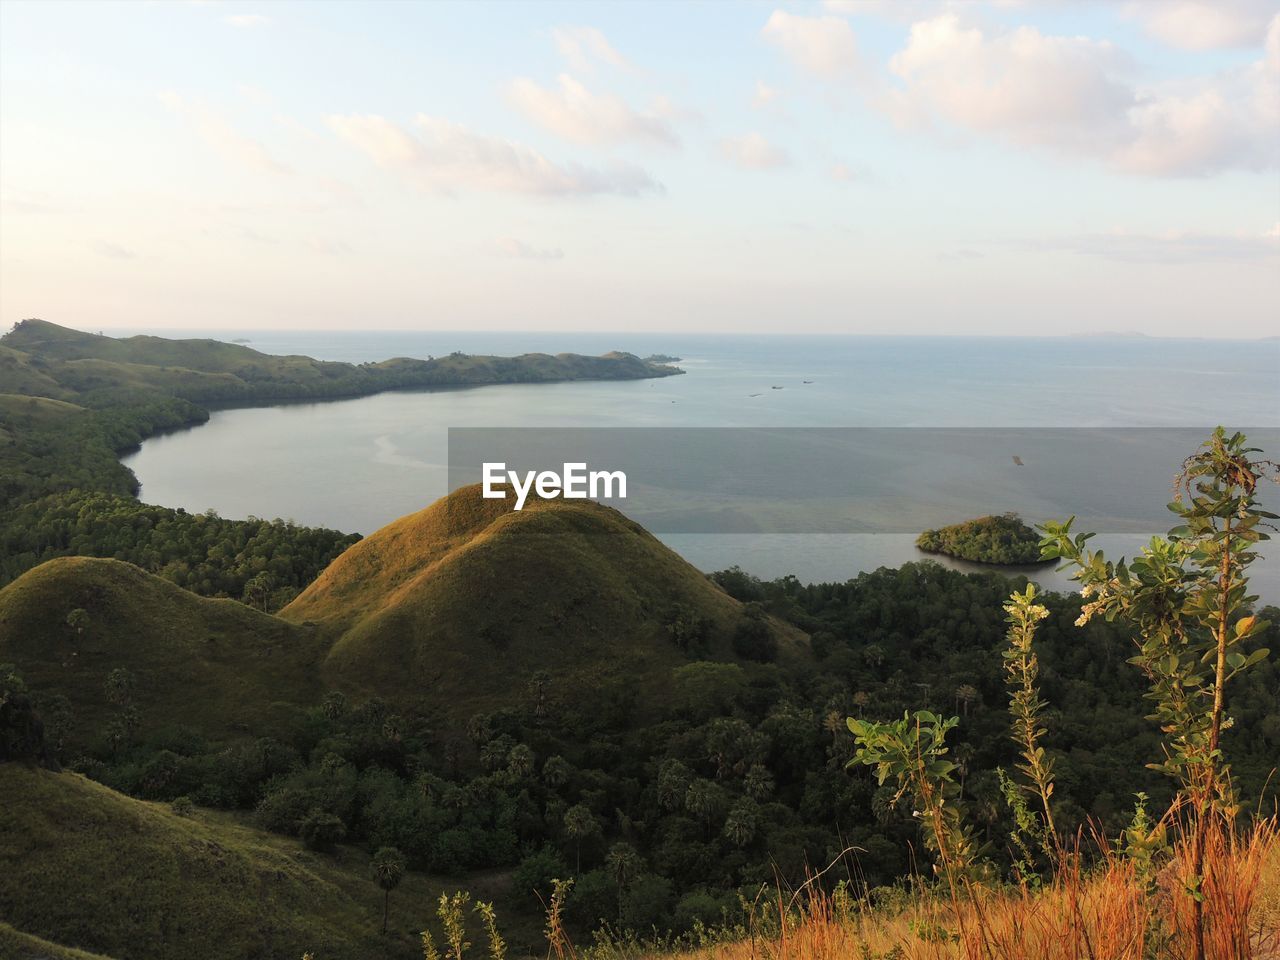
[120,332,1280,599]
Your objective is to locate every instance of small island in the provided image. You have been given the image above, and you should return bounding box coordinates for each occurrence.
[915,512,1050,565]
[644,353,682,363]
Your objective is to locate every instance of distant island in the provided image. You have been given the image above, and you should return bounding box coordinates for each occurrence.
[644,353,682,363]
[915,512,1050,564]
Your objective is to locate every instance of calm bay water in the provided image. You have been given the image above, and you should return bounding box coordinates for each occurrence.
[122,333,1280,597]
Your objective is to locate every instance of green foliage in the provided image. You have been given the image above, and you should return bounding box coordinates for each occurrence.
[846,711,983,882]
[1040,428,1275,816]
[916,513,1048,565]
[301,808,348,852]
[1041,428,1276,959]
[1001,585,1057,859]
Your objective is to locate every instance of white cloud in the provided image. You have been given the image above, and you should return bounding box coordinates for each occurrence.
[719,132,791,170]
[509,74,677,146]
[326,113,661,196]
[762,10,861,79]
[829,161,871,182]
[884,14,1279,176]
[887,16,1132,152]
[159,92,292,175]
[1123,0,1275,50]
[752,80,781,110]
[489,237,565,261]
[225,14,270,29]
[91,240,137,260]
[237,84,272,107]
[550,26,630,73]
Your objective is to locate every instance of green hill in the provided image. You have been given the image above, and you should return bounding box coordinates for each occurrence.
[1,490,794,742]
[0,764,493,960]
[0,556,323,747]
[283,485,796,717]
[2,318,682,406]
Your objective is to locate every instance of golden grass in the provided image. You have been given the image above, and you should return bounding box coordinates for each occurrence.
[282,484,799,719]
[640,823,1280,960]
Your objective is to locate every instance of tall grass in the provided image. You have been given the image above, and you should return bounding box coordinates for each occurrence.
[635,819,1278,960]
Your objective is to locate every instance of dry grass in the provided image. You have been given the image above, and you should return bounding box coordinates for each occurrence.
[637,822,1280,960]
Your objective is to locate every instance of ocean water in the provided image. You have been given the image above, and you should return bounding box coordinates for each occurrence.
[120,333,1280,597]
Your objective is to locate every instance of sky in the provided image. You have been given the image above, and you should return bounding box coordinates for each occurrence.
[1,0,1277,337]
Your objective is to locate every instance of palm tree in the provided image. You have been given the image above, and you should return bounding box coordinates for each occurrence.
[743,763,774,801]
[605,842,643,919]
[563,804,598,873]
[684,779,724,838]
[542,754,573,788]
[723,798,760,848]
[507,743,535,780]
[370,846,406,935]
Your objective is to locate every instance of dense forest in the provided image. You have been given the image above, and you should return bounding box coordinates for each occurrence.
[9,558,1276,947]
[916,513,1048,565]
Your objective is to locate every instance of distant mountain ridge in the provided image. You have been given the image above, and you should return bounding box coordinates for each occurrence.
[2,318,682,406]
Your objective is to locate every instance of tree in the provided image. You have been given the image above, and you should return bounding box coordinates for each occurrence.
[563,804,599,873]
[300,809,346,852]
[527,670,552,720]
[542,754,573,789]
[656,759,691,811]
[723,798,760,847]
[605,842,643,919]
[103,668,135,707]
[371,846,406,934]
[1040,428,1276,960]
[507,743,535,780]
[65,608,90,639]
[242,572,272,611]
[954,683,979,718]
[743,763,774,801]
[684,779,725,838]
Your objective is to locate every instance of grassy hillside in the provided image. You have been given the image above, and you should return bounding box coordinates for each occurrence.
[0,489,795,744]
[2,318,682,407]
[282,484,800,717]
[0,764,519,960]
[0,556,323,747]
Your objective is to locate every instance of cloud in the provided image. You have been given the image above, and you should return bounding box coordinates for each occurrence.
[883,14,1279,176]
[886,16,1132,152]
[508,74,677,146]
[1023,227,1280,263]
[489,237,565,260]
[159,92,292,175]
[719,132,791,170]
[326,113,661,196]
[752,80,781,110]
[91,240,137,260]
[550,26,630,73]
[1122,0,1275,50]
[225,14,270,28]
[762,10,861,79]
[829,161,871,182]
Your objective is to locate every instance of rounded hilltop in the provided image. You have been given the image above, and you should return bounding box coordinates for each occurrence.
[915,513,1050,565]
[0,486,800,749]
[282,484,800,717]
